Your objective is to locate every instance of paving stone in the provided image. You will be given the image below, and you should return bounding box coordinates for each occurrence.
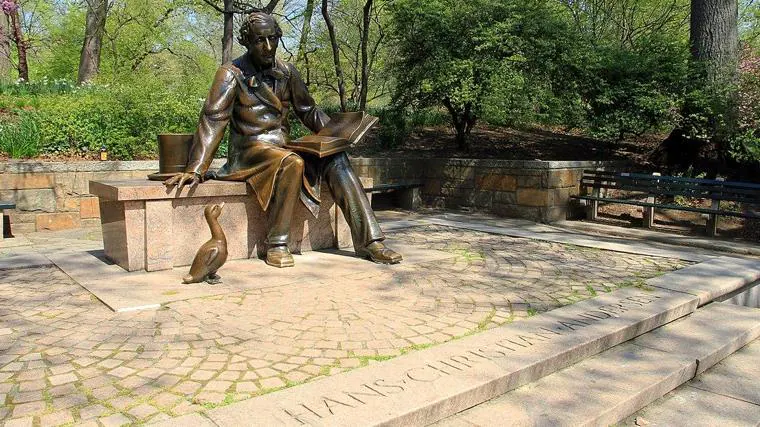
[152,392,182,408]
[39,409,74,427]
[108,366,136,378]
[204,380,232,392]
[79,404,109,420]
[49,384,77,397]
[3,417,34,427]
[128,403,159,419]
[11,391,43,403]
[148,413,218,427]
[189,370,215,381]
[91,385,119,400]
[52,393,88,410]
[11,400,46,418]
[109,395,137,411]
[258,377,286,389]
[48,372,77,386]
[173,381,202,396]
[193,391,225,405]
[99,413,133,427]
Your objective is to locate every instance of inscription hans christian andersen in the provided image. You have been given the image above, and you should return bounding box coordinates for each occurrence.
[277,292,664,424]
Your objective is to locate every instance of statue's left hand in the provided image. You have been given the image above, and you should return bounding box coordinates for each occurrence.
[164,172,201,191]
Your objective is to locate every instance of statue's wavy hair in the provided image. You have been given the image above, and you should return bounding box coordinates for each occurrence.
[238,12,282,47]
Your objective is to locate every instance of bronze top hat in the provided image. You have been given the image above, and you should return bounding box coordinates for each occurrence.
[148,133,195,181]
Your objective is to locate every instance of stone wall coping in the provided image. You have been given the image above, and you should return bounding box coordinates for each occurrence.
[89,180,250,201]
[350,157,625,169]
[0,159,227,174]
[2,158,622,173]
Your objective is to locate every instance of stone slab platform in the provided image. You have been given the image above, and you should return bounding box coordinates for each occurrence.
[199,287,698,426]
[90,180,367,272]
[439,302,760,427]
[624,328,760,426]
[0,252,52,270]
[48,239,455,312]
[646,255,760,307]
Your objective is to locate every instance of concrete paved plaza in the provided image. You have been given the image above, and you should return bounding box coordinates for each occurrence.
[0,212,697,425]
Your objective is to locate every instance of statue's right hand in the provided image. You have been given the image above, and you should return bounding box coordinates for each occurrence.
[164,172,200,191]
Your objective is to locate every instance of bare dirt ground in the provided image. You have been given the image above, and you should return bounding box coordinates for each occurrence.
[352,124,660,165]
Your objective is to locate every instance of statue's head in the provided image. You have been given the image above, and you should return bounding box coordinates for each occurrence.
[238,12,282,69]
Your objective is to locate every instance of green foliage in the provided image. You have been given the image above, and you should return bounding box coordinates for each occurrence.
[375,106,409,148]
[1,80,203,160]
[731,47,760,163]
[389,0,577,146]
[0,111,41,158]
[578,36,690,140]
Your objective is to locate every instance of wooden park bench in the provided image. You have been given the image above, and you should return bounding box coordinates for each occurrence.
[0,201,15,240]
[364,181,422,210]
[571,170,760,236]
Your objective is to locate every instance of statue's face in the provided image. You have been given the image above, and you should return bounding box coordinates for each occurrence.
[247,21,279,69]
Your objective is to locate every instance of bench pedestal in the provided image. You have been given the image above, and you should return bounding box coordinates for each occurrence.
[0,201,15,240]
[90,180,363,272]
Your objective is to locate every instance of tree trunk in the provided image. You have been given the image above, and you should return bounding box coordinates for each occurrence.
[322,0,347,111]
[221,0,233,64]
[652,0,739,173]
[358,0,372,111]
[77,0,107,84]
[691,0,739,83]
[263,0,280,13]
[7,4,26,81]
[0,13,11,81]
[443,98,469,151]
[297,0,315,62]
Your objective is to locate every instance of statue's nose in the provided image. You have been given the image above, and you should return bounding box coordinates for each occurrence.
[266,38,272,50]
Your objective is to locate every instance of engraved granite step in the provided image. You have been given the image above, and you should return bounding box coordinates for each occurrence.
[647,255,760,306]
[194,286,699,426]
[436,302,760,427]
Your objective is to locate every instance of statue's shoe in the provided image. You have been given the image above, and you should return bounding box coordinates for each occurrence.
[358,241,402,264]
[266,246,295,268]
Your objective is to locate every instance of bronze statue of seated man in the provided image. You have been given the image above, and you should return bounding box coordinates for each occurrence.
[165,11,401,268]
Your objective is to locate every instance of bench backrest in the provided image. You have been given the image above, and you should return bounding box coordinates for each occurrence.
[580,170,760,205]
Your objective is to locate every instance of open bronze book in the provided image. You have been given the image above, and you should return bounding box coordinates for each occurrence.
[285,111,379,158]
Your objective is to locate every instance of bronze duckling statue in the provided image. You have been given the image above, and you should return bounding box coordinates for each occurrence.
[183,203,228,284]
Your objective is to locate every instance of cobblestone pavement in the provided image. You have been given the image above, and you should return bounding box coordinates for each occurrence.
[0,225,690,426]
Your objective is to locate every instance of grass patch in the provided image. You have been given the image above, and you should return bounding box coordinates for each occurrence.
[527,307,539,317]
[585,284,598,297]
[443,247,485,261]
[476,309,497,331]
[400,342,436,355]
[200,392,236,410]
[161,290,179,296]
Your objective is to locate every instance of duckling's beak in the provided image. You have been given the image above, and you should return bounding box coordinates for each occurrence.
[219,202,225,210]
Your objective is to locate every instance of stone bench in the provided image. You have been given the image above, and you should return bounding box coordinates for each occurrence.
[364,181,422,210]
[89,179,367,272]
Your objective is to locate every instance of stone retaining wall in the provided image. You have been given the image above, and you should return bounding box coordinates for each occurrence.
[1,158,617,233]
[352,158,616,223]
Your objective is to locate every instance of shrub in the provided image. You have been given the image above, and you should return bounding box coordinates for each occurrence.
[1,80,203,160]
[0,110,41,158]
[731,47,760,163]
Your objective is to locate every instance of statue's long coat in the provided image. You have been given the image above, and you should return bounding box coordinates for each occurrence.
[185,55,328,216]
